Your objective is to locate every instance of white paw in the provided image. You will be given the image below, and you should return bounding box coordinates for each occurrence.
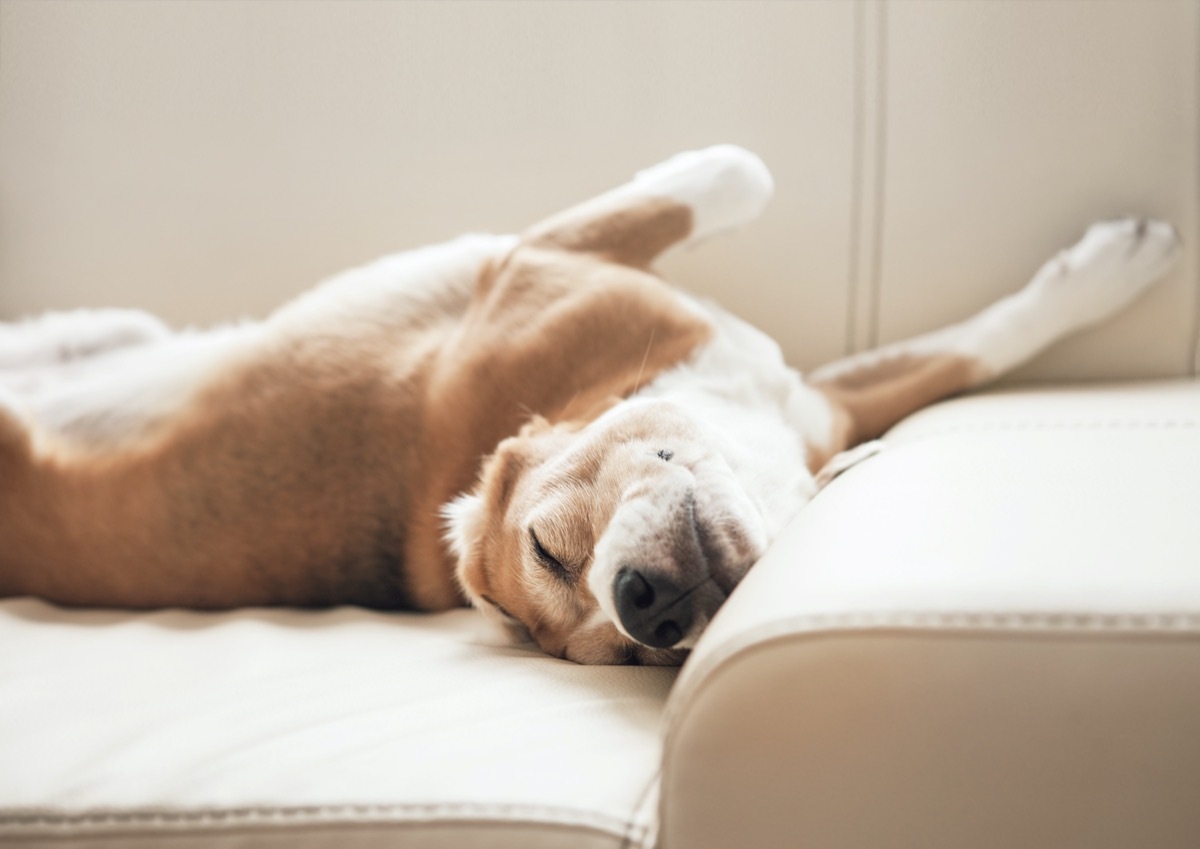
[1028,217,1182,328]
[626,145,775,243]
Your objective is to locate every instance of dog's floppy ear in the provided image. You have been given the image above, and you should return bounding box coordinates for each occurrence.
[443,453,520,608]
[524,145,773,269]
[444,420,550,603]
[441,491,486,562]
[442,416,551,559]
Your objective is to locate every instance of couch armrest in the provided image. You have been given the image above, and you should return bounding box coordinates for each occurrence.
[658,381,1200,849]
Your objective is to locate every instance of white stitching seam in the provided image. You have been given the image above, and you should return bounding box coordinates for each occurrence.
[867,0,888,350]
[665,608,1200,731]
[622,772,661,849]
[0,802,646,842]
[844,0,867,358]
[888,418,1200,445]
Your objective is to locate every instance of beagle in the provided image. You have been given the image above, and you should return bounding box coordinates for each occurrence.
[0,147,1181,664]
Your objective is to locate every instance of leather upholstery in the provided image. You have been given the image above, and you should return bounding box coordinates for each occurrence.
[663,381,1200,849]
[0,606,672,848]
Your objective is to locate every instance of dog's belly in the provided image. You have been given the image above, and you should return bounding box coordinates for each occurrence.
[11,325,258,450]
[635,297,831,536]
[0,340,432,609]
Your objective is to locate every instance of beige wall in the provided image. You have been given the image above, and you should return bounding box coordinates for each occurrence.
[1,0,1196,379]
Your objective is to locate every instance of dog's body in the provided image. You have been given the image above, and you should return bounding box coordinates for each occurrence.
[0,147,1181,664]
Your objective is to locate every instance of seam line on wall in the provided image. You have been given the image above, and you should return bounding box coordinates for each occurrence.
[1192,0,1200,377]
[845,1,867,357]
[867,0,889,350]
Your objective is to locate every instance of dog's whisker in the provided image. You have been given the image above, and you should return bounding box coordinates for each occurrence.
[558,390,583,419]
[658,575,719,615]
[631,326,657,395]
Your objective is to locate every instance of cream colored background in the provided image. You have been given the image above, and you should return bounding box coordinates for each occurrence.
[1,0,1197,379]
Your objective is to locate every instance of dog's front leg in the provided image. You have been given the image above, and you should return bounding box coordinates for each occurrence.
[809,218,1182,448]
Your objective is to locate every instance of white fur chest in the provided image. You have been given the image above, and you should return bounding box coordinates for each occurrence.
[636,296,831,538]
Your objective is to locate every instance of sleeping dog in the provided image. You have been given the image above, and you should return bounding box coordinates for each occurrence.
[0,147,1181,664]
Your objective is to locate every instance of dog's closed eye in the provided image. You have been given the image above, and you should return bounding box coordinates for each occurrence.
[657,449,673,461]
[529,528,572,582]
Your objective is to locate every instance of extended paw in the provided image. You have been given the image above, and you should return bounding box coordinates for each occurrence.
[1029,217,1182,327]
[626,145,775,243]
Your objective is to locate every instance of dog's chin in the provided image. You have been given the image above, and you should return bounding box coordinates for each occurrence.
[648,524,762,652]
[689,504,764,602]
[631,646,691,666]
[567,637,690,667]
[690,467,768,589]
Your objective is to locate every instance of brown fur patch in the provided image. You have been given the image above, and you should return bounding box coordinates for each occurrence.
[0,328,434,608]
[0,198,713,613]
[413,245,713,609]
[811,352,988,445]
[526,197,694,268]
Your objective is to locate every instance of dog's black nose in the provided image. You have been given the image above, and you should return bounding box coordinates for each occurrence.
[613,567,693,648]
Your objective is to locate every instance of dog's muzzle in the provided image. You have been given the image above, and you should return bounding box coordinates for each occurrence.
[611,493,729,648]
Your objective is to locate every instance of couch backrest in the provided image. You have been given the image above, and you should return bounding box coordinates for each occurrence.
[2,0,1196,380]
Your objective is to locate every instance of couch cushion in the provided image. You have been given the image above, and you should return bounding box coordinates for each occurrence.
[0,605,673,848]
[662,379,1200,849]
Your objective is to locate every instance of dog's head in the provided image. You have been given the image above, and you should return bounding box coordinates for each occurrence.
[441,146,778,664]
[444,398,768,665]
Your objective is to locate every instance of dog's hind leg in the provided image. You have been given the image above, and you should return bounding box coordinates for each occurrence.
[809,218,1182,448]
[525,145,774,268]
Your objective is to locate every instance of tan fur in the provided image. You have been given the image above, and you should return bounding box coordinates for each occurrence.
[456,406,701,665]
[526,196,694,268]
[0,326,441,608]
[812,352,988,448]
[0,198,710,612]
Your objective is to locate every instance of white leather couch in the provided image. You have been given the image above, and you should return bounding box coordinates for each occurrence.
[1,2,1197,848]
